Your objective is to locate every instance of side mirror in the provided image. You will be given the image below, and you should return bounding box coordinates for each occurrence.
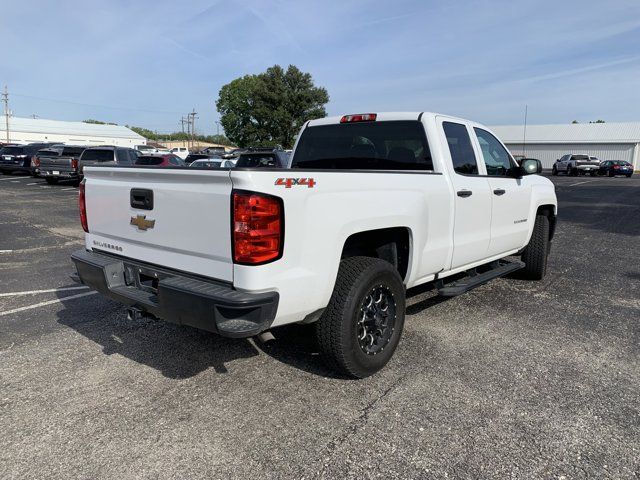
[520,158,542,175]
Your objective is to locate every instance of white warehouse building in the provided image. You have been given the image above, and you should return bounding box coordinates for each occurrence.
[0,116,145,147]
[491,122,640,171]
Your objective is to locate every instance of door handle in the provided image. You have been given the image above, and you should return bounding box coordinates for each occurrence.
[493,189,506,196]
[457,190,472,198]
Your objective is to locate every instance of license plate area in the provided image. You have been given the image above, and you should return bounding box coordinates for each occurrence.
[124,264,167,295]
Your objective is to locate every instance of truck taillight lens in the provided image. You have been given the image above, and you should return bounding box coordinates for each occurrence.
[232,191,283,265]
[71,158,78,169]
[32,156,40,167]
[79,181,88,233]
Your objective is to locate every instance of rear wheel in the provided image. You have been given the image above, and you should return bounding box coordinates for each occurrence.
[45,177,58,185]
[520,214,550,280]
[626,174,632,178]
[609,170,615,177]
[315,256,405,378]
[551,165,558,176]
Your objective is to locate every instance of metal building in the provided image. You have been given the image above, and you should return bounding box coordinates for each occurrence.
[0,116,145,147]
[490,122,640,170]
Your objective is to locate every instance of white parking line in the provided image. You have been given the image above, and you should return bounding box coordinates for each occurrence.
[27,182,39,185]
[0,250,14,254]
[0,285,89,298]
[0,291,97,317]
[61,187,76,191]
[568,180,597,187]
[0,177,18,181]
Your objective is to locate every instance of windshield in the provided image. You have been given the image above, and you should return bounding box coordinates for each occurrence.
[291,120,433,170]
[135,156,164,166]
[236,154,278,168]
[62,147,85,156]
[81,149,114,162]
[37,149,60,157]
[1,146,26,155]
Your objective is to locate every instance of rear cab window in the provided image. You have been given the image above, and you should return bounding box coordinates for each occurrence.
[236,154,278,168]
[1,146,26,156]
[291,120,433,170]
[62,147,85,156]
[81,149,114,162]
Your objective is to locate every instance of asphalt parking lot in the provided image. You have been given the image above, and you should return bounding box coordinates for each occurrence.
[1,173,639,479]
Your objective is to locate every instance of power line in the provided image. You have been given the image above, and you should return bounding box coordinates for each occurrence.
[11,92,181,115]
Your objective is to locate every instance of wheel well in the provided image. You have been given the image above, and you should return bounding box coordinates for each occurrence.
[341,227,410,281]
[536,205,557,240]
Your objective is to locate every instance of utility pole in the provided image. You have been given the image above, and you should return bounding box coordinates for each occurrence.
[180,116,188,149]
[2,86,10,143]
[188,109,198,150]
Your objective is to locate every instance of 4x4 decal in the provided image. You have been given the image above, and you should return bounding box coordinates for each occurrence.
[275,177,316,188]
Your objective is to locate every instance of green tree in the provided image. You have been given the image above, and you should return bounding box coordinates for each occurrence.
[83,119,118,125]
[216,65,329,148]
[589,119,605,123]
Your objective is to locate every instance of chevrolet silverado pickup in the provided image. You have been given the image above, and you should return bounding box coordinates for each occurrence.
[72,112,558,378]
[39,145,87,185]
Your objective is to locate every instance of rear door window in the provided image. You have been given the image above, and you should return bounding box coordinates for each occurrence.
[443,122,478,175]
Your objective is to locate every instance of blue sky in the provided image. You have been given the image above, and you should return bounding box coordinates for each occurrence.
[2,0,639,134]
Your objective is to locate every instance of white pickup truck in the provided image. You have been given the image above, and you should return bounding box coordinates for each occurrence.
[72,112,557,378]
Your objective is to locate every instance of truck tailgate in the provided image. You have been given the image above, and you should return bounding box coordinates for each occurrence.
[83,167,234,282]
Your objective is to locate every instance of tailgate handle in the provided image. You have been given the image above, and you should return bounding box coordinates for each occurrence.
[130,189,154,210]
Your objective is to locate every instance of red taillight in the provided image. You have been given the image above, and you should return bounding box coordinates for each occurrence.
[79,181,88,233]
[340,113,377,123]
[232,191,283,265]
[613,165,620,169]
[31,156,40,167]
[71,158,78,169]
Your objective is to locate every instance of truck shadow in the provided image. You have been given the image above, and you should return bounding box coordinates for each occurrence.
[55,289,260,379]
[55,281,452,380]
[255,282,451,377]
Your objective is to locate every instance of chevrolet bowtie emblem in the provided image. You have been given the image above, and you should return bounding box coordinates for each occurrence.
[130,214,155,231]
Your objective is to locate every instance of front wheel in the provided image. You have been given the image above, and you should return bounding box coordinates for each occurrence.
[520,214,550,280]
[552,166,558,176]
[315,256,406,378]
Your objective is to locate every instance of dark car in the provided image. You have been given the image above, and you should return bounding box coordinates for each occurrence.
[78,146,139,179]
[38,145,87,185]
[135,154,185,167]
[598,160,634,177]
[235,147,288,168]
[184,153,222,165]
[0,143,56,175]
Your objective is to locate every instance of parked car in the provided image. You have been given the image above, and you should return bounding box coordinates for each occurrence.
[221,159,237,168]
[72,111,557,378]
[78,146,138,179]
[598,160,633,177]
[0,143,56,175]
[170,147,189,160]
[235,147,288,168]
[135,145,157,155]
[39,145,87,185]
[189,159,222,168]
[135,154,185,167]
[184,153,222,165]
[552,154,600,176]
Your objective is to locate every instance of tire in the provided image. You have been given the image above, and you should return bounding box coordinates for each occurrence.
[609,171,615,177]
[315,256,406,378]
[589,172,596,177]
[571,167,578,176]
[45,177,58,185]
[520,214,550,280]
[551,166,558,176]
[626,174,632,178]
